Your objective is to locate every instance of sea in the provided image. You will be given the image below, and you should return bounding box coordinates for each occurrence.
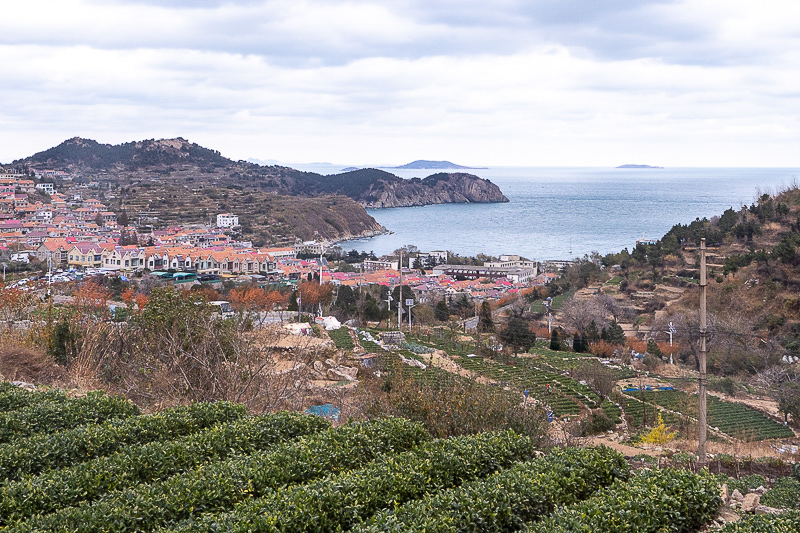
[288,165,800,261]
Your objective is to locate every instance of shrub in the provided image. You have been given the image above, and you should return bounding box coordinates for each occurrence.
[0,390,139,444]
[15,418,429,533]
[528,468,722,533]
[719,510,800,532]
[0,401,245,481]
[170,430,538,532]
[0,411,328,525]
[353,446,630,533]
[762,477,800,509]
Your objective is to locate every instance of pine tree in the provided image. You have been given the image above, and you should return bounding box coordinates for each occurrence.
[434,300,450,322]
[478,300,494,333]
[573,332,583,353]
[550,329,562,351]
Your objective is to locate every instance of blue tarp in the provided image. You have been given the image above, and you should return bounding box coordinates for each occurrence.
[305,404,341,421]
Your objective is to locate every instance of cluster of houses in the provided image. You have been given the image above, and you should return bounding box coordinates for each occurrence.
[1,171,561,304]
[1,172,118,234]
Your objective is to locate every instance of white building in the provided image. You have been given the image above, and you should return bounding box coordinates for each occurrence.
[216,213,239,228]
[35,183,55,195]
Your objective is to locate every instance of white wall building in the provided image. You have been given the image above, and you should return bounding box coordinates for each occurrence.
[216,213,239,228]
[35,183,55,195]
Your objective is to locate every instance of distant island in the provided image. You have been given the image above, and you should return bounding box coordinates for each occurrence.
[340,167,362,172]
[616,164,664,169]
[386,160,487,170]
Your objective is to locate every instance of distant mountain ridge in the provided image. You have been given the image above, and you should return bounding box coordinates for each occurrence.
[616,164,663,169]
[15,137,508,208]
[387,160,487,170]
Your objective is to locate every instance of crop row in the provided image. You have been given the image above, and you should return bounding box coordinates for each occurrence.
[0,390,140,444]
[0,411,330,525]
[454,355,582,416]
[623,390,792,440]
[165,429,539,532]
[622,396,680,428]
[527,467,722,532]
[352,446,631,532]
[11,417,429,533]
[328,327,355,349]
[0,383,70,412]
[0,401,246,481]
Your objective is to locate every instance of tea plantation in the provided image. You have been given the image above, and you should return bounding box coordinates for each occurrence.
[2,381,789,532]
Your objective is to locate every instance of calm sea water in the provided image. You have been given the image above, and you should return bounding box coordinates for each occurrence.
[290,165,800,261]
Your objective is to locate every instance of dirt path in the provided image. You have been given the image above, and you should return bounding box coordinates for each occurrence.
[586,437,661,457]
[426,350,496,386]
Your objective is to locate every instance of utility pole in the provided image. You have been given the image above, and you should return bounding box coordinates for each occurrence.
[397,252,403,330]
[699,238,708,466]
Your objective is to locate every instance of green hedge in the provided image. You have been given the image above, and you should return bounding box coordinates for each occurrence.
[11,418,429,533]
[0,383,69,412]
[0,390,140,443]
[761,477,800,510]
[354,446,630,532]
[167,430,538,532]
[0,401,246,481]
[527,468,722,533]
[0,410,329,525]
[719,510,800,532]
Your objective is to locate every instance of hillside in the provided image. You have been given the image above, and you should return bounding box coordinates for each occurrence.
[566,186,800,380]
[14,137,507,208]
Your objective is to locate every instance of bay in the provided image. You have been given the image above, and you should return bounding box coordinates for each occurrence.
[292,165,800,261]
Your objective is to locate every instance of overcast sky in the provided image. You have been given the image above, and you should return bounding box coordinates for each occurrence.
[1,0,799,167]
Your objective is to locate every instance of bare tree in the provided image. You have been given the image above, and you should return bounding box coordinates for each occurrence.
[559,296,609,335]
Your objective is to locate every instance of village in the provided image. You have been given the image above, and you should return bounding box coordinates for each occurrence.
[0,170,560,309]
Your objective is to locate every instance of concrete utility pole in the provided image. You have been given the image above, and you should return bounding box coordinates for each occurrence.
[699,238,708,466]
[398,252,403,330]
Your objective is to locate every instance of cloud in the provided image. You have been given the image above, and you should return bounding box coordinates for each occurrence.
[0,0,799,166]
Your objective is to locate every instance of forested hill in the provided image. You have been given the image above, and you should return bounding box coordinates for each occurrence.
[14,137,508,208]
[597,186,800,376]
[292,169,509,207]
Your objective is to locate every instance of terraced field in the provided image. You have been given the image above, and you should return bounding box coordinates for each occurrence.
[0,382,726,533]
[621,389,794,441]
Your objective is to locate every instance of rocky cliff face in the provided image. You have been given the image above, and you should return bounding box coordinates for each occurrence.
[359,172,509,208]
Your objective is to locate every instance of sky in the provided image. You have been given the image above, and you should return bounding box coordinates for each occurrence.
[1,0,799,167]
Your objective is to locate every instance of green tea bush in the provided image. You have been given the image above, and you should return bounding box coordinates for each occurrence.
[0,383,68,412]
[0,390,139,443]
[0,401,246,481]
[12,418,428,533]
[719,510,800,532]
[762,477,800,509]
[166,430,537,532]
[727,474,767,495]
[527,468,722,533]
[0,411,329,525]
[354,446,630,532]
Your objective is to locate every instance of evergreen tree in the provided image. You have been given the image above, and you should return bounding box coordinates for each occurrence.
[499,317,536,355]
[646,339,663,358]
[573,332,583,353]
[586,320,600,342]
[550,329,562,351]
[434,299,450,322]
[117,210,129,227]
[607,320,626,345]
[478,300,494,333]
[287,290,298,311]
[334,285,357,318]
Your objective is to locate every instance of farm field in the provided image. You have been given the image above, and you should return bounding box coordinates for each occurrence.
[360,329,793,442]
[620,389,794,441]
[0,382,728,532]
